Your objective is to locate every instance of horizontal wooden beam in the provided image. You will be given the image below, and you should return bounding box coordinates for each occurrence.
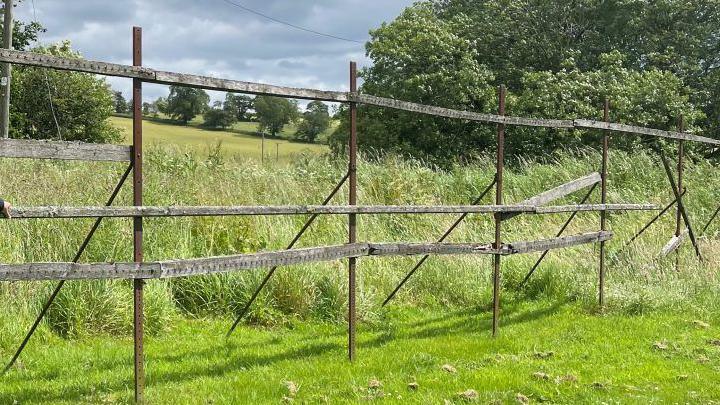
[0,244,370,281]
[0,138,132,162]
[369,242,505,256]
[0,49,348,102]
[575,119,720,146]
[507,231,613,254]
[0,232,613,281]
[2,49,717,145]
[6,203,659,219]
[352,94,574,128]
[535,204,660,214]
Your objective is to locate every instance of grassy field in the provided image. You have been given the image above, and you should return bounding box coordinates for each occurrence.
[1,301,718,403]
[109,116,328,161]
[1,144,719,402]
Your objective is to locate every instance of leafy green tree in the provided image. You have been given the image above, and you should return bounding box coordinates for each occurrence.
[432,0,720,138]
[166,85,210,124]
[511,52,701,156]
[223,93,254,121]
[331,4,496,163]
[0,1,44,51]
[114,91,128,114]
[332,1,711,165]
[295,101,330,142]
[254,96,298,136]
[203,101,236,129]
[153,97,168,116]
[10,42,121,143]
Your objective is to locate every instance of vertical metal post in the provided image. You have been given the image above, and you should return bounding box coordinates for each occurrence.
[276,143,279,161]
[599,99,609,308]
[492,85,505,337]
[348,61,358,361]
[132,26,145,404]
[1,0,13,138]
[675,116,684,272]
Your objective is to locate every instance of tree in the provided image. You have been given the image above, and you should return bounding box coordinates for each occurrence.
[223,93,254,121]
[166,85,210,124]
[330,4,496,163]
[203,102,236,129]
[254,96,298,136]
[153,97,168,116]
[432,0,720,139]
[511,52,701,157]
[10,41,121,143]
[331,1,711,165]
[114,91,128,114]
[0,1,44,52]
[295,101,330,142]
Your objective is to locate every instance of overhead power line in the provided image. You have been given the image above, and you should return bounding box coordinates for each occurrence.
[219,0,364,44]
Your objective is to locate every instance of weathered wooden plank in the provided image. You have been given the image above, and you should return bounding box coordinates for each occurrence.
[0,138,132,162]
[575,119,720,146]
[507,231,613,254]
[7,203,660,219]
[0,244,370,281]
[535,204,660,214]
[0,49,155,79]
[503,172,601,220]
[369,242,506,256]
[153,71,348,102]
[0,232,615,281]
[7,204,537,219]
[660,231,687,257]
[2,49,719,144]
[353,94,574,128]
[0,49,347,102]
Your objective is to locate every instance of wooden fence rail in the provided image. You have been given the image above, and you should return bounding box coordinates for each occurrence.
[0,138,132,162]
[5,203,659,219]
[0,231,611,281]
[0,49,718,146]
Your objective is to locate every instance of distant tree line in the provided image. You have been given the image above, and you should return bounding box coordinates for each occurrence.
[114,85,331,142]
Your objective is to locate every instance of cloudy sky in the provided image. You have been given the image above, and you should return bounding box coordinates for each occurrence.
[14,0,414,105]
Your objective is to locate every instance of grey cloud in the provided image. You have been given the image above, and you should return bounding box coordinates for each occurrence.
[15,0,413,102]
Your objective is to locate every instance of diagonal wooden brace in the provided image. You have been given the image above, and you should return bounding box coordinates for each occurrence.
[659,151,703,261]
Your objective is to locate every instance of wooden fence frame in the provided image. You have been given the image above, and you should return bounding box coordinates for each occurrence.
[0,27,716,402]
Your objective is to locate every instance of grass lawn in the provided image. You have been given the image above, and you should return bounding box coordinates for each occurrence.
[109,116,328,161]
[2,300,718,404]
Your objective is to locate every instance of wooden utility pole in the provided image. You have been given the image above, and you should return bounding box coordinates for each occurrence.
[1,0,13,138]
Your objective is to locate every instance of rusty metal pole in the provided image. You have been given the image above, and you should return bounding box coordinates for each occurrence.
[599,99,609,308]
[131,26,145,403]
[1,0,13,139]
[675,116,684,272]
[492,85,505,337]
[348,61,358,361]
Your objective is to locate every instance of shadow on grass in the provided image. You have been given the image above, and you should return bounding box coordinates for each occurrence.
[2,299,569,403]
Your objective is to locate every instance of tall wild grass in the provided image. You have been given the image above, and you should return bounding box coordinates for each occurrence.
[1,145,719,345]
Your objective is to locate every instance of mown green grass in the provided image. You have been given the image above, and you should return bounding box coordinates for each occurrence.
[1,300,719,403]
[109,116,328,160]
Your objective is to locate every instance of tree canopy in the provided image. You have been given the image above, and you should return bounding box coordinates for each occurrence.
[166,85,210,125]
[332,1,718,165]
[254,96,298,137]
[223,93,254,121]
[10,42,121,143]
[295,101,330,142]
